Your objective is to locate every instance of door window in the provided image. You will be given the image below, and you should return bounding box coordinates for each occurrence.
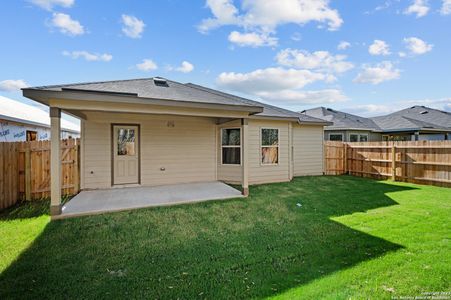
[117,128,135,156]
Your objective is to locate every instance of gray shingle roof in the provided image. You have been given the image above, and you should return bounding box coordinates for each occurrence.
[185,83,327,123]
[370,106,451,131]
[300,107,381,131]
[26,77,330,124]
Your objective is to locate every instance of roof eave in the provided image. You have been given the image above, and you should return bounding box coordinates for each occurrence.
[22,88,264,114]
[298,119,333,126]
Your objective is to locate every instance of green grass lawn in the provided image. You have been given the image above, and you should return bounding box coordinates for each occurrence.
[0,176,450,299]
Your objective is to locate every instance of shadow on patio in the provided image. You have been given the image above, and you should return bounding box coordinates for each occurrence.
[0,176,415,299]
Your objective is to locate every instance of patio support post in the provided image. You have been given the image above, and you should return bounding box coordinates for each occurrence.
[288,122,293,180]
[241,118,249,196]
[50,107,62,215]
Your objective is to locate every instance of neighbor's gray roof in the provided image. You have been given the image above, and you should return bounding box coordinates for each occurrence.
[25,77,330,124]
[370,106,451,132]
[300,107,381,131]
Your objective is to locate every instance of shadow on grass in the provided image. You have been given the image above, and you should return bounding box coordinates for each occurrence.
[0,176,414,299]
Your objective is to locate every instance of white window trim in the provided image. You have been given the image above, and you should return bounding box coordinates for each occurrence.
[260,127,279,166]
[328,132,343,141]
[220,127,241,166]
[348,132,369,142]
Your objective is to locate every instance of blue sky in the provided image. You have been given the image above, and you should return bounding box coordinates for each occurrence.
[1,0,450,123]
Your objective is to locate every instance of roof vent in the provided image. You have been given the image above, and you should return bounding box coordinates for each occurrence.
[420,110,428,115]
[153,77,168,87]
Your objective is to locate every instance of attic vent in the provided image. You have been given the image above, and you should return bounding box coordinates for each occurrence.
[420,110,428,115]
[153,77,168,87]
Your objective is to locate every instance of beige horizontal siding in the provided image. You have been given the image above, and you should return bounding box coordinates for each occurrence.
[293,124,324,176]
[82,112,216,189]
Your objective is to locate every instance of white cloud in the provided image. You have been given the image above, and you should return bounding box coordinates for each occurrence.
[404,0,430,17]
[176,61,194,73]
[51,12,84,36]
[344,104,398,117]
[398,51,407,58]
[199,0,343,33]
[0,79,29,91]
[62,50,112,62]
[258,89,348,104]
[337,41,351,50]
[217,67,327,94]
[368,40,391,56]
[441,0,451,14]
[275,49,354,73]
[121,15,145,39]
[228,31,278,47]
[403,37,433,55]
[354,61,400,84]
[136,59,158,71]
[30,0,74,10]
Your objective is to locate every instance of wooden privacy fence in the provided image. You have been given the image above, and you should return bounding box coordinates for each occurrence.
[0,139,80,210]
[324,140,451,187]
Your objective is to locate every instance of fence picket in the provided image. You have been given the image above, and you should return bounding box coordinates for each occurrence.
[325,140,451,187]
[0,139,80,210]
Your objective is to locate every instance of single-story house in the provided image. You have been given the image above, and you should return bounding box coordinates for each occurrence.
[371,106,451,141]
[299,107,381,142]
[0,96,80,141]
[22,77,330,215]
[301,106,451,142]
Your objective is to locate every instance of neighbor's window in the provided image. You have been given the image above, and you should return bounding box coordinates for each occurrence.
[329,133,343,141]
[261,128,279,164]
[26,130,37,141]
[349,133,368,142]
[349,134,359,142]
[117,128,136,156]
[222,128,241,165]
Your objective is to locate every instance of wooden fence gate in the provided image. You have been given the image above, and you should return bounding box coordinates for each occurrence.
[324,140,451,187]
[0,139,79,210]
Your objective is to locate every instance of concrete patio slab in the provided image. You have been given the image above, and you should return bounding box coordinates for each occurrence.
[57,181,243,219]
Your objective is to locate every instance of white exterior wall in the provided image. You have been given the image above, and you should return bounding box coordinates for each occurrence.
[293,124,324,176]
[0,119,78,141]
[82,112,216,189]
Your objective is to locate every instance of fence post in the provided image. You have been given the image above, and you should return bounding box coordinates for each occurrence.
[343,143,347,174]
[25,147,31,200]
[391,143,396,181]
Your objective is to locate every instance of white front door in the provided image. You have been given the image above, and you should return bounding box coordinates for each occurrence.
[113,125,139,185]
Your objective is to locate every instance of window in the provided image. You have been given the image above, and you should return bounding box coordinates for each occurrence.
[329,133,343,141]
[26,130,37,141]
[349,133,368,142]
[117,128,136,156]
[221,128,240,165]
[261,128,279,164]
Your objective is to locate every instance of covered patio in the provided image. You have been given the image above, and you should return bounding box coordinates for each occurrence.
[55,181,243,219]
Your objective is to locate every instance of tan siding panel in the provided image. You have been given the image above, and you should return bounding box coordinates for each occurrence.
[293,124,324,176]
[82,113,216,189]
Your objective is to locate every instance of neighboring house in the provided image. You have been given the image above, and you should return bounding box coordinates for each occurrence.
[301,106,451,141]
[22,77,330,214]
[0,96,80,142]
[299,107,382,142]
[371,106,451,141]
